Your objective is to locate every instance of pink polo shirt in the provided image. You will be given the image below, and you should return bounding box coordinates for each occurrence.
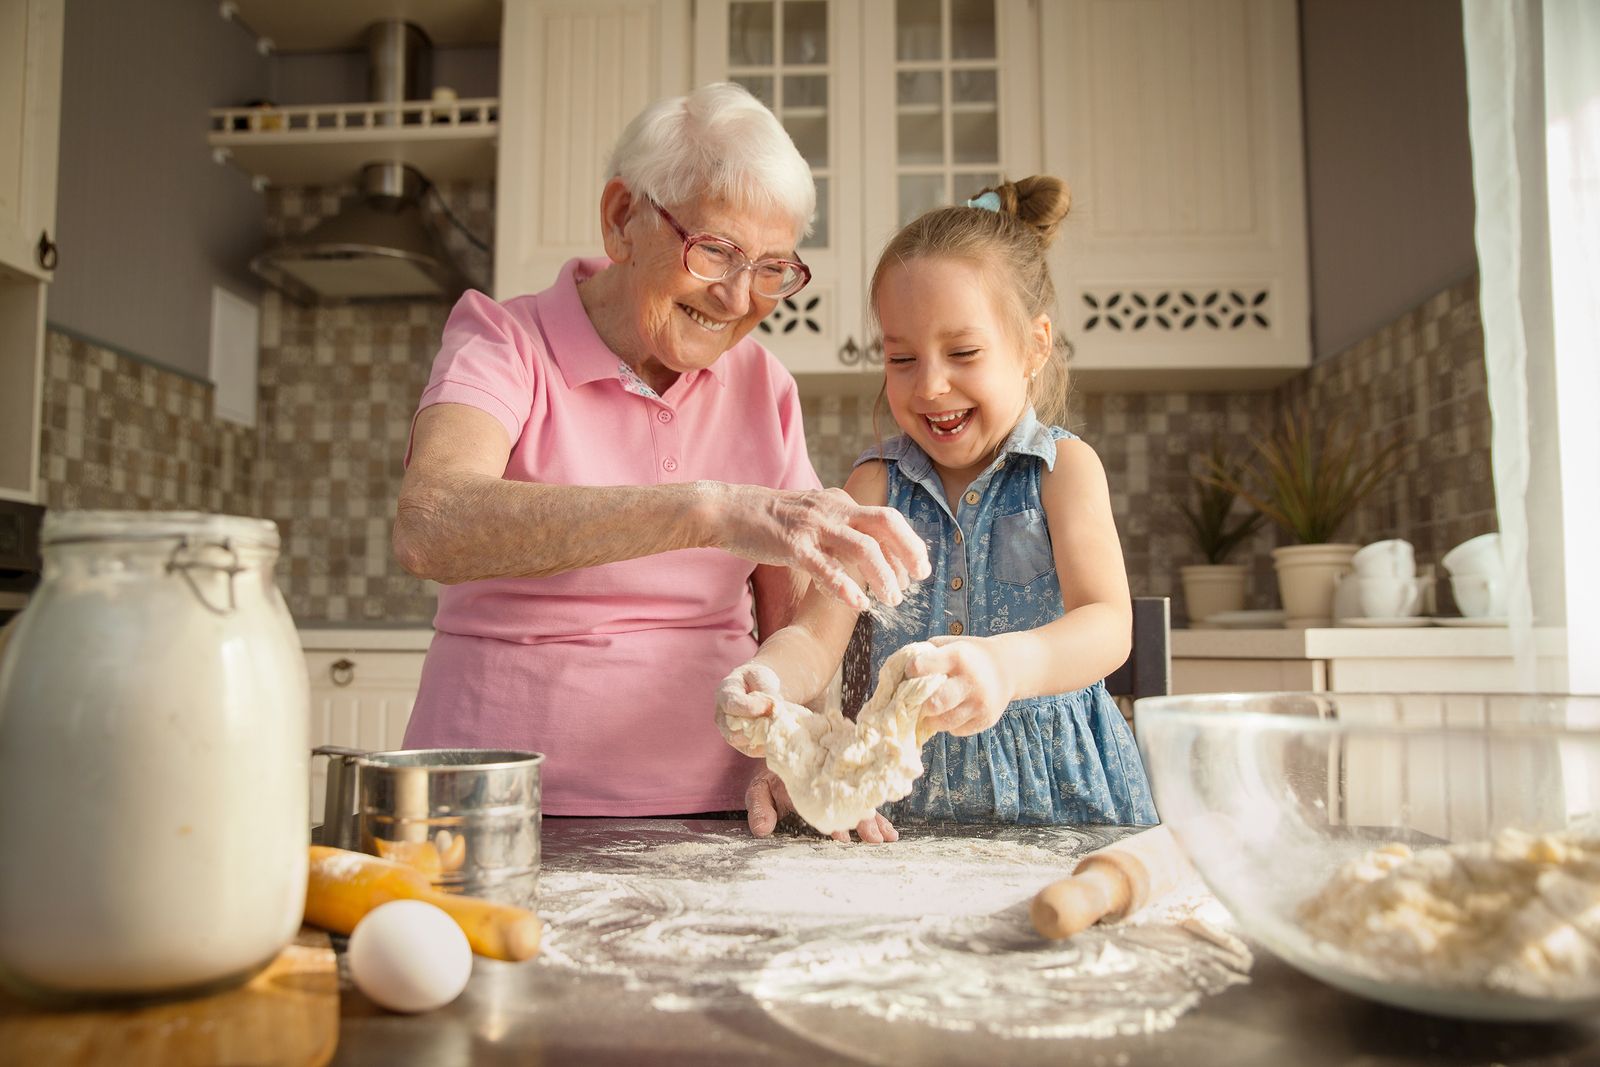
[402,258,821,815]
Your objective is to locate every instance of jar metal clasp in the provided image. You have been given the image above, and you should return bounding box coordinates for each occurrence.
[165,537,246,616]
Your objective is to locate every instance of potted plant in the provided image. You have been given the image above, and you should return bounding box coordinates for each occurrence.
[1207,406,1401,627]
[1178,438,1264,624]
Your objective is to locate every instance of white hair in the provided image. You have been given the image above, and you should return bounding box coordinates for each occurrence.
[607,82,816,238]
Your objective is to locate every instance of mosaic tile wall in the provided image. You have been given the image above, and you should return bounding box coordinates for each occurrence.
[800,275,1495,624]
[36,330,258,516]
[36,226,1488,628]
[253,180,493,622]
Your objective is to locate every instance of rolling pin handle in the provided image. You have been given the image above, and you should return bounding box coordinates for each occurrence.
[1030,860,1132,940]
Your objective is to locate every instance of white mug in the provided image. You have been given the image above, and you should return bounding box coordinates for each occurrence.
[1354,576,1424,619]
[1442,533,1502,578]
[1451,574,1505,618]
[1353,539,1415,579]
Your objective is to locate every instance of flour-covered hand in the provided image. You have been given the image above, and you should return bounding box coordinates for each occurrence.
[744,768,899,844]
[704,483,931,612]
[904,636,1013,737]
[714,662,784,757]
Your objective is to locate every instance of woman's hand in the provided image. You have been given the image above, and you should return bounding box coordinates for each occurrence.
[744,769,899,844]
[904,636,1014,737]
[705,484,930,612]
[714,662,783,757]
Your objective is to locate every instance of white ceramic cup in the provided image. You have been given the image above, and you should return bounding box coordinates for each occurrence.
[1441,532,1502,577]
[1451,573,1505,618]
[1352,539,1415,579]
[1332,572,1364,621]
[1354,576,1424,619]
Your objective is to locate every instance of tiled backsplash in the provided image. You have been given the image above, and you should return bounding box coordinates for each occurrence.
[38,234,1491,626]
[37,330,258,516]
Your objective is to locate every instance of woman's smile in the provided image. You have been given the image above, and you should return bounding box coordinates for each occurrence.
[681,304,732,332]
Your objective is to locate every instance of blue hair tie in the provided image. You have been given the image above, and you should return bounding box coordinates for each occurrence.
[964,191,1002,212]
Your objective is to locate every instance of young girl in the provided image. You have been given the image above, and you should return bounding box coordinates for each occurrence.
[716,176,1157,836]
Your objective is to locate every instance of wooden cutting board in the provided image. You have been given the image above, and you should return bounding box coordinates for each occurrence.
[0,927,338,1067]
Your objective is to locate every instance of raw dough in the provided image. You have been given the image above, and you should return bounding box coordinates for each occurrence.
[724,643,946,833]
[1297,828,1600,998]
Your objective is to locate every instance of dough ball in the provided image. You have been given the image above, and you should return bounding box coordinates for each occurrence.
[348,900,472,1013]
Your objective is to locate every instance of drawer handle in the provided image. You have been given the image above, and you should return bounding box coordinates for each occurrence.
[37,230,58,271]
[329,658,356,687]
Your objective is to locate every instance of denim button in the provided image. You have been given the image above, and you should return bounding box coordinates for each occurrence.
[948,620,964,635]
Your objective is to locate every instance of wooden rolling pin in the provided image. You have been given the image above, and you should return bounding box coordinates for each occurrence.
[305,845,542,962]
[1030,825,1194,940]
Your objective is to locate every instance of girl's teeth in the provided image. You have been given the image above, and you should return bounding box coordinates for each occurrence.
[926,411,971,436]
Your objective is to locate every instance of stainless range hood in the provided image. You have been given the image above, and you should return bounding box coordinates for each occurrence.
[251,21,470,305]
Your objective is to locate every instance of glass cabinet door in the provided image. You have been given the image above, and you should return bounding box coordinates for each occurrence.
[890,0,1000,224]
[696,0,869,375]
[862,0,1037,254]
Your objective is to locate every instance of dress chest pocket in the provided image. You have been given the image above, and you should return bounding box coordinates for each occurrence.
[991,508,1054,587]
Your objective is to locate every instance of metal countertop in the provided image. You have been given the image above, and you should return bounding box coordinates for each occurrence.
[330,819,1600,1067]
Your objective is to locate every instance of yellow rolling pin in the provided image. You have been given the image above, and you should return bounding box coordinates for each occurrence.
[305,845,542,962]
[1030,825,1194,940]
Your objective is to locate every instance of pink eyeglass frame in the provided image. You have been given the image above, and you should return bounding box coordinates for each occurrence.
[649,199,812,299]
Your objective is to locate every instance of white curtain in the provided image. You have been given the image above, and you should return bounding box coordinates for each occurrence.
[1462,0,1600,695]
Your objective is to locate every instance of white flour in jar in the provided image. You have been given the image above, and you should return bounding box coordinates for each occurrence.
[0,514,309,996]
[537,824,1250,1044]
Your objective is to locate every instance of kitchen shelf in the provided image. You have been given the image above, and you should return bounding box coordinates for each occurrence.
[208,98,498,186]
[221,0,501,51]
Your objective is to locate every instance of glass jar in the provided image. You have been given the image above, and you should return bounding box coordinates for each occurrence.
[0,511,308,1000]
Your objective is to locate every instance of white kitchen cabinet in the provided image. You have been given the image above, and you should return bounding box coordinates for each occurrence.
[0,0,62,283]
[497,0,1308,386]
[692,0,1038,378]
[1042,0,1311,390]
[0,0,62,505]
[494,0,693,302]
[304,647,426,819]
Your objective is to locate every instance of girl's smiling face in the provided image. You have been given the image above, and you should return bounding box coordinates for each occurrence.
[877,256,1048,491]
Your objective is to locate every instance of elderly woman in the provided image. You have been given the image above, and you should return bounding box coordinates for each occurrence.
[394,84,927,841]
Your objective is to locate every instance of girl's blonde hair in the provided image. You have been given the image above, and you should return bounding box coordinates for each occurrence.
[869,175,1074,432]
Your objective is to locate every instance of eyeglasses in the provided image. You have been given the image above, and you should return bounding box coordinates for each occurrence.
[650,199,811,300]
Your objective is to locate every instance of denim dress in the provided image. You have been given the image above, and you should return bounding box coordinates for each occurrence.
[855,410,1158,826]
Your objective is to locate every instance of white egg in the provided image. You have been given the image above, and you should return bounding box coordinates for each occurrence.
[348,900,473,1013]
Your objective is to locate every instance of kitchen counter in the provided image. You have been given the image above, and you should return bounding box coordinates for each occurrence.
[298,627,434,652]
[1171,625,1569,694]
[329,819,1600,1067]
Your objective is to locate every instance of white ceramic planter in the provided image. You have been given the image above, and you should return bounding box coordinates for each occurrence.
[1180,564,1248,624]
[1271,543,1360,628]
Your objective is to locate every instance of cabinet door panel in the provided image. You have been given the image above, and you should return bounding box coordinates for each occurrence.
[1041,0,1310,389]
[495,0,692,301]
[696,0,866,377]
[305,651,426,821]
[0,0,62,282]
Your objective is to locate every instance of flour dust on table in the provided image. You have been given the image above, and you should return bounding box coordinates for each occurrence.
[536,822,1251,1052]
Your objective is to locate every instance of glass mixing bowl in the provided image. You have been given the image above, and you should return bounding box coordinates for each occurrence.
[1135,692,1600,1022]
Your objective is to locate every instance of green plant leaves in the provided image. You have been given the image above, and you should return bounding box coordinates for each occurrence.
[1181,437,1265,564]
[1203,408,1402,545]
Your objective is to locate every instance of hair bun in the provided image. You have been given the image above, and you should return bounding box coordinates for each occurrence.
[990,176,1072,248]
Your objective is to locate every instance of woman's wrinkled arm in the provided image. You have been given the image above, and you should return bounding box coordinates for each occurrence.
[393,404,711,584]
[395,404,932,596]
